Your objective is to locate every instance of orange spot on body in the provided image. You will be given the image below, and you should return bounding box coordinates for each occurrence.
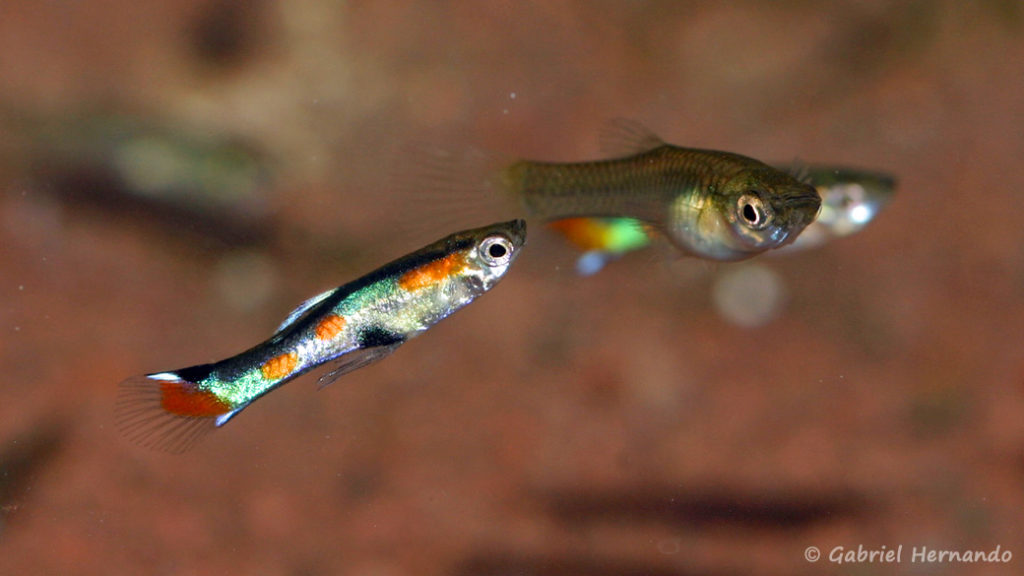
[315,314,347,341]
[160,380,233,417]
[398,253,467,291]
[261,352,299,380]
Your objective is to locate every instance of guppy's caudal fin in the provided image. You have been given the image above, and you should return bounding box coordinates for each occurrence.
[115,367,238,454]
[391,142,525,246]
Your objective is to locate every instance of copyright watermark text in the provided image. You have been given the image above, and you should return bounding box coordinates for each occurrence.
[804,544,1012,565]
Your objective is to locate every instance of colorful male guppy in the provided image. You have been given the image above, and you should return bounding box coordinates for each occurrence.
[116,219,526,452]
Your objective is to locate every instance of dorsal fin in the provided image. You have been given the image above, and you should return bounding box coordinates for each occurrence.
[598,118,665,157]
[778,160,812,185]
[274,288,336,334]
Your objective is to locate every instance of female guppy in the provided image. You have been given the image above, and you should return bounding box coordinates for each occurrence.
[498,121,822,261]
[117,220,526,452]
[548,164,896,274]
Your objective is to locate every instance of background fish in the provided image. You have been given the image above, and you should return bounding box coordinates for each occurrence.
[116,220,526,453]
[781,166,897,251]
[403,121,820,262]
[549,164,896,274]
[501,121,821,261]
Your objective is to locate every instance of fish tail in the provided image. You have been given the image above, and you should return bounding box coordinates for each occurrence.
[115,367,237,454]
[390,139,526,247]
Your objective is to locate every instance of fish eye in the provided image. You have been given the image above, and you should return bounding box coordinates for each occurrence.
[479,235,514,266]
[737,193,772,230]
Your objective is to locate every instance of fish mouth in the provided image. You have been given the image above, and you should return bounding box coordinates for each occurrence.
[785,188,823,229]
[763,187,820,248]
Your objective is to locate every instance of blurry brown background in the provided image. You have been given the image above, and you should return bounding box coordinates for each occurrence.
[1,2,1023,575]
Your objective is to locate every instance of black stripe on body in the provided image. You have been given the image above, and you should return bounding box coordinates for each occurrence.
[175,363,216,384]
[358,326,406,348]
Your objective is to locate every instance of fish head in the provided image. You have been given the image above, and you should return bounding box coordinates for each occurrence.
[711,168,822,258]
[460,219,527,291]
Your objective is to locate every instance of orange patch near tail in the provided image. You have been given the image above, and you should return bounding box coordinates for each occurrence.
[261,352,298,380]
[315,314,347,341]
[160,380,233,418]
[547,218,608,251]
[398,253,467,291]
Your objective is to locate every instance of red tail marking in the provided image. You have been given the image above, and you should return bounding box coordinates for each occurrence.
[159,380,233,417]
